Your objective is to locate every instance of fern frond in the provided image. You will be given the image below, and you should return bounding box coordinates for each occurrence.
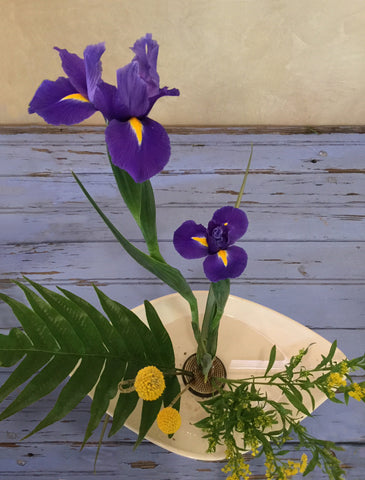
[0,279,180,445]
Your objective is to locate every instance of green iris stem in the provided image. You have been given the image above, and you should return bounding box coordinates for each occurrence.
[234,144,253,209]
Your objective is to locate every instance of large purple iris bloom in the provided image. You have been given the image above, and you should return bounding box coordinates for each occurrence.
[100,34,179,183]
[29,43,105,125]
[28,34,179,183]
[173,206,248,282]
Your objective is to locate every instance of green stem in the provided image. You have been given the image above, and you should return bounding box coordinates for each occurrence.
[235,144,253,209]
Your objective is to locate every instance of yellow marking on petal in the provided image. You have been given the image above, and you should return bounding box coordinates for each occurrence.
[217,249,228,266]
[129,117,143,146]
[224,222,228,226]
[192,236,208,247]
[61,93,89,102]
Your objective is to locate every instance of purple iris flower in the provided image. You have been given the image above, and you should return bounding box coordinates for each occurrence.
[29,43,106,125]
[173,206,248,283]
[28,34,179,184]
[100,34,179,183]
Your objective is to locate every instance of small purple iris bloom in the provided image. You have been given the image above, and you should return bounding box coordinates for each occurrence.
[28,34,179,184]
[173,206,248,283]
[29,43,106,125]
[101,34,179,183]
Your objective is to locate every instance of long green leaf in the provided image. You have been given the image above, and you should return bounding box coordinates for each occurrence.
[109,390,139,438]
[0,329,32,367]
[144,300,175,368]
[0,353,52,402]
[110,162,163,261]
[82,359,127,446]
[94,287,149,362]
[58,287,127,356]
[24,356,105,439]
[163,375,181,411]
[265,345,277,376]
[109,361,140,437]
[72,172,200,342]
[134,397,162,448]
[0,291,58,350]
[206,279,230,360]
[0,355,79,422]
[15,282,84,353]
[26,279,107,354]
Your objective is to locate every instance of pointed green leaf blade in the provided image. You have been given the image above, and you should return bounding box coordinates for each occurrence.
[0,290,58,350]
[16,281,84,353]
[95,287,156,363]
[58,287,126,356]
[134,397,162,449]
[0,353,52,402]
[144,300,175,368]
[25,279,107,354]
[265,345,277,376]
[108,362,140,438]
[0,355,78,421]
[82,358,127,445]
[163,375,181,411]
[24,356,105,438]
[72,172,196,307]
[0,329,32,367]
[109,390,139,438]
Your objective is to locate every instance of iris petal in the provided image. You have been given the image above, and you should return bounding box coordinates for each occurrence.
[173,221,208,259]
[210,206,248,245]
[116,62,149,118]
[131,33,160,97]
[93,81,129,121]
[54,47,88,98]
[105,117,170,183]
[28,77,96,125]
[203,245,248,282]
[84,42,105,102]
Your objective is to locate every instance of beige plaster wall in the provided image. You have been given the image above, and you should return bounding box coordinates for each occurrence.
[1,0,365,126]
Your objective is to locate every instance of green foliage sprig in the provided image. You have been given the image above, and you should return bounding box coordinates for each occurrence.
[195,344,365,480]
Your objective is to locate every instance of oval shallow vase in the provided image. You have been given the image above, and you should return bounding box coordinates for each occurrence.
[104,291,345,461]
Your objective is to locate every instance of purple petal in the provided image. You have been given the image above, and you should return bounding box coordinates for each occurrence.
[105,117,171,183]
[210,206,248,245]
[130,33,160,97]
[116,62,149,118]
[203,245,248,282]
[83,42,105,102]
[28,77,96,125]
[147,86,180,114]
[93,81,130,121]
[173,221,208,259]
[54,47,88,98]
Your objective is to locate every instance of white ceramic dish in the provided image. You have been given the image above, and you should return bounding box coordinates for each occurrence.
[99,291,344,461]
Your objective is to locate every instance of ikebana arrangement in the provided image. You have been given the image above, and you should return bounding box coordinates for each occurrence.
[0,34,364,480]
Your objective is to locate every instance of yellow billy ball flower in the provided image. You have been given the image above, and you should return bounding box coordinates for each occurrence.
[157,407,182,434]
[134,366,166,401]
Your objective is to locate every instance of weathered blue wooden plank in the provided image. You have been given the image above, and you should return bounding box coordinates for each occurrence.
[1,206,364,243]
[1,241,364,284]
[1,282,364,329]
[0,441,364,479]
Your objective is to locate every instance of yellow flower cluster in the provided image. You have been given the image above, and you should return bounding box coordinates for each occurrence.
[222,456,251,480]
[349,383,365,401]
[327,372,347,389]
[265,453,307,480]
[339,361,349,375]
[134,366,166,401]
[157,406,181,434]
